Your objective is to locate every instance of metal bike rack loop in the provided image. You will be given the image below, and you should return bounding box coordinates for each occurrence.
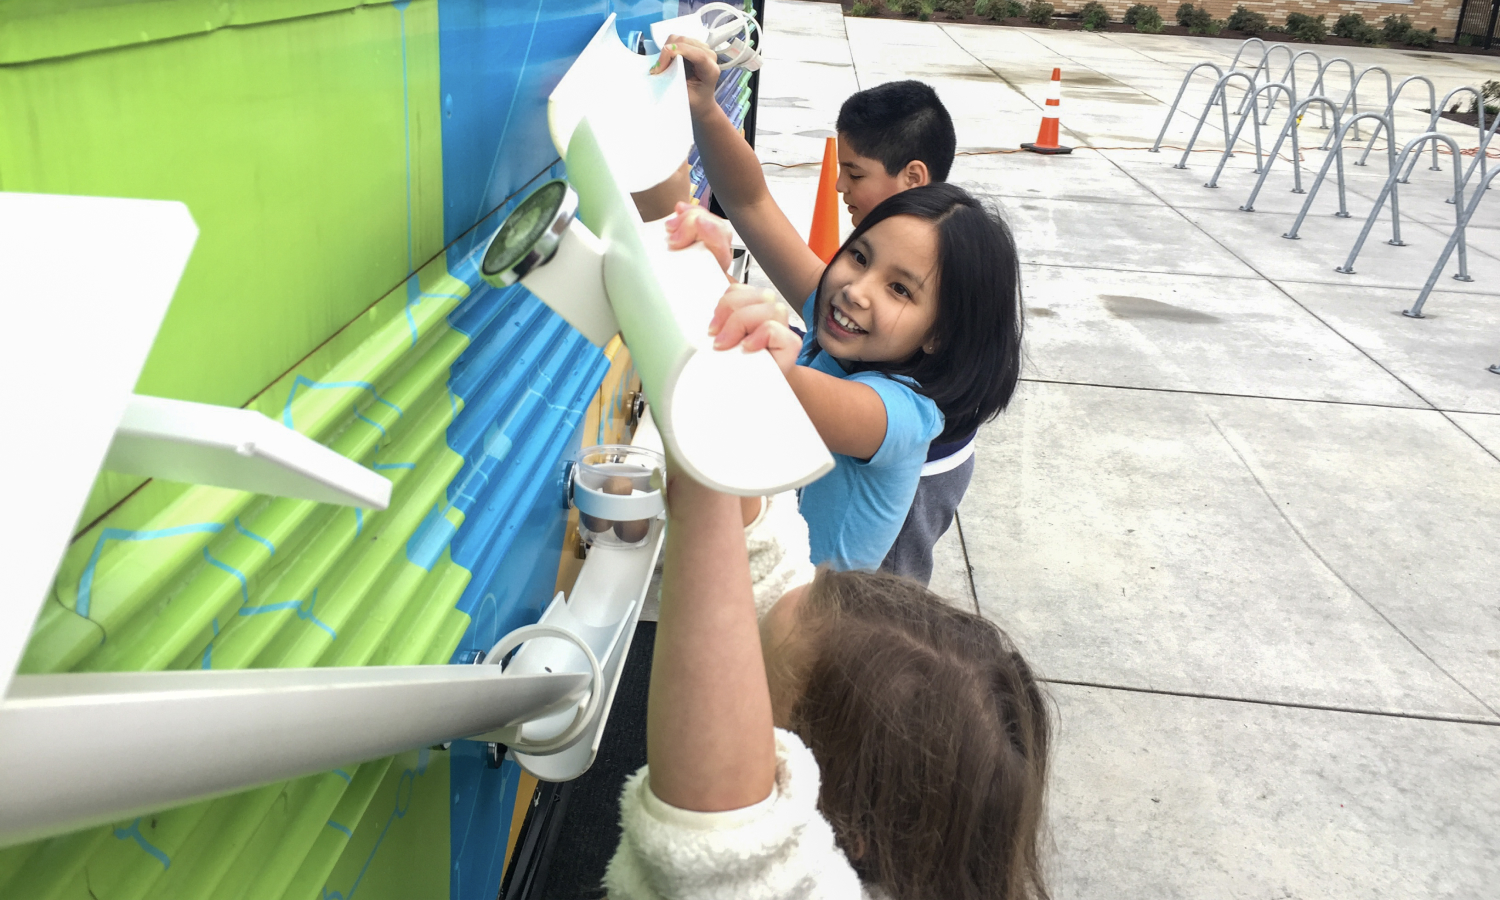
[1205,82,1294,187]
[1322,65,1391,149]
[1309,58,1359,136]
[1404,165,1498,318]
[1241,97,1343,210]
[1336,132,1470,276]
[1403,86,1488,187]
[1175,71,1261,169]
[1152,62,1226,153]
[1283,112,1397,239]
[1357,75,1437,170]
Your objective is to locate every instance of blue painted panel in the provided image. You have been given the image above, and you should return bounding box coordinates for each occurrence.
[437,0,674,264]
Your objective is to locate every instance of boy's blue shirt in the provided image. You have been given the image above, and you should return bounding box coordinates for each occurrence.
[795,291,943,571]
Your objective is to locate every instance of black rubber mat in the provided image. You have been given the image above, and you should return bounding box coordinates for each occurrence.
[507,620,655,900]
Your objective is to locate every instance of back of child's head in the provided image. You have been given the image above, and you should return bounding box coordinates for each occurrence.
[817,182,1023,443]
[836,80,957,182]
[787,568,1051,900]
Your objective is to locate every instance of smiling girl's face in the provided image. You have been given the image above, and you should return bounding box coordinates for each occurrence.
[814,215,941,365]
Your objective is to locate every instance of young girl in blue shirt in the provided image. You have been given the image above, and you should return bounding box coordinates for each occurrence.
[655,43,1023,573]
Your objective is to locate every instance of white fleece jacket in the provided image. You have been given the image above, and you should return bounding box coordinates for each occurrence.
[603,729,873,900]
[603,494,869,899]
[743,491,817,621]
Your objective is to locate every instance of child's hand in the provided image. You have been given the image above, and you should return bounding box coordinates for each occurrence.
[666,201,734,275]
[650,37,722,119]
[708,285,801,374]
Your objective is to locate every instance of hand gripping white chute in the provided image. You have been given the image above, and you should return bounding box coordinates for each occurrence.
[547,15,693,194]
[567,119,832,496]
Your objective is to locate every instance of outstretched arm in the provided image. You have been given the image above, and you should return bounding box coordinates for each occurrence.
[647,466,777,812]
[653,39,828,306]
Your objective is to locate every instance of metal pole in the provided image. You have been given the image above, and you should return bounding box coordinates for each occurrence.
[1151,62,1226,153]
[1241,97,1341,211]
[1405,167,1498,317]
[1337,132,1467,274]
[1284,113,1394,239]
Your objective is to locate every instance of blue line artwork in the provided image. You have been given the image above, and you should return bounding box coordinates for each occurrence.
[201,617,220,670]
[281,376,402,431]
[322,748,430,900]
[239,588,337,640]
[333,769,353,783]
[354,508,364,539]
[355,407,389,440]
[77,523,225,618]
[202,547,250,605]
[233,518,276,555]
[112,818,171,869]
[372,462,416,471]
[327,820,355,839]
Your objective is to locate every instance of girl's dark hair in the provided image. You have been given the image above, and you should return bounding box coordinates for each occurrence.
[784,568,1052,900]
[810,183,1023,443]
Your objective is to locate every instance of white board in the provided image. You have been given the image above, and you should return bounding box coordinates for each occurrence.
[0,192,198,702]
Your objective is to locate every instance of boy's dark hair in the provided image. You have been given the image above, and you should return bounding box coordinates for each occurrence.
[810,182,1024,443]
[836,80,957,182]
[785,568,1052,900]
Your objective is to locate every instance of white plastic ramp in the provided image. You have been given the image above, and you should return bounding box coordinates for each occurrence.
[0,192,198,704]
[566,119,833,496]
[548,14,693,194]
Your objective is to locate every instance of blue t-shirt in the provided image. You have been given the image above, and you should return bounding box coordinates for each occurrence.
[795,292,943,571]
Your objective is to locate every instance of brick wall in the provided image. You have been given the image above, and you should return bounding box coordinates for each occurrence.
[1079,0,1465,39]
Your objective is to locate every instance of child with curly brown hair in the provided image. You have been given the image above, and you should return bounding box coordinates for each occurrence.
[603,466,1052,900]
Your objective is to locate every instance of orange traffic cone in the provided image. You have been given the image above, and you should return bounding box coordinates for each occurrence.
[808,137,841,262]
[1022,68,1073,155]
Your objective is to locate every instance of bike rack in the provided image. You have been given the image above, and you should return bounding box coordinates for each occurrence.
[1309,58,1359,137]
[1175,71,1261,169]
[1152,62,1227,153]
[1226,39,1294,116]
[1403,86,1487,186]
[1357,75,1437,170]
[1455,106,1499,201]
[1205,82,1294,187]
[1322,65,1391,149]
[1336,131,1470,277]
[1284,112,1397,239]
[1404,165,1498,318]
[1241,96,1343,210]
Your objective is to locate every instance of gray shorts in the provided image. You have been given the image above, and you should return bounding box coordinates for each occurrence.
[880,453,975,586]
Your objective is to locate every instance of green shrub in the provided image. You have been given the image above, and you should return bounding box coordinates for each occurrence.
[1132,4,1164,31]
[975,0,996,16]
[1190,15,1224,34]
[850,0,880,15]
[918,1,933,19]
[896,0,923,14]
[1404,27,1437,48]
[1080,0,1110,29]
[1332,12,1365,38]
[1004,0,1026,15]
[1175,2,1196,26]
[1354,21,1383,44]
[1381,13,1413,43]
[936,0,968,18]
[1026,0,1055,24]
[1471,81,1500,115]
[1123,3,1149,25]
[1179,4,1214,32]
[1225,5,1267,34]
[1285,12,1327,42]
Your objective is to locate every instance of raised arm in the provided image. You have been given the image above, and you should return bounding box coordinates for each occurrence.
[653,39,827,306]
[647,466,777,812]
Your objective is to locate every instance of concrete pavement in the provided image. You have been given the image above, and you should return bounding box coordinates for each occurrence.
[753,3,1500,895]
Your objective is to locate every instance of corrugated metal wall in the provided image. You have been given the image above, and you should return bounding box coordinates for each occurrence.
[0,1,661,898]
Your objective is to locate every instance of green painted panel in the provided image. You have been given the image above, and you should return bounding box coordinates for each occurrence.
[0,1,445,420]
